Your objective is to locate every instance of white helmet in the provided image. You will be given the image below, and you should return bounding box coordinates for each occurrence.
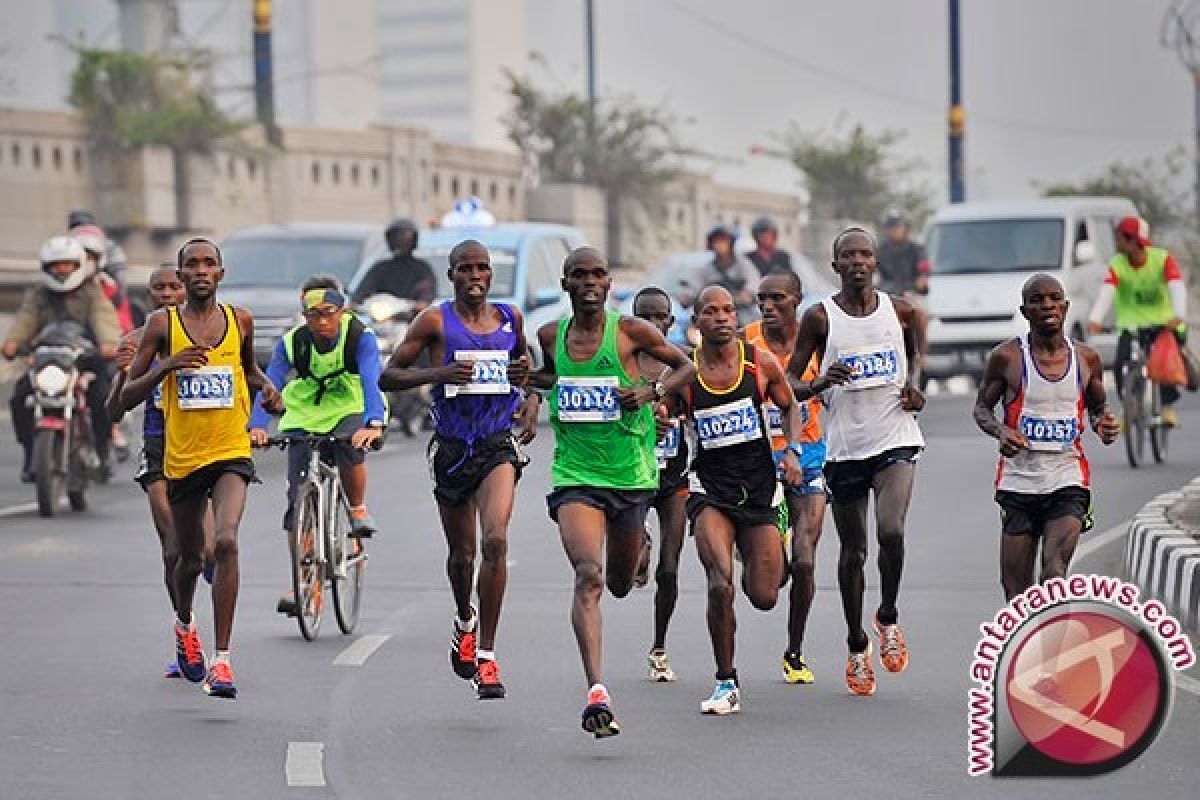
[39,235,90,293]
[69,224,108,270]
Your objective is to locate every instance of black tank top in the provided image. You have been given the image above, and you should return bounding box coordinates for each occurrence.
[687,342,777,508]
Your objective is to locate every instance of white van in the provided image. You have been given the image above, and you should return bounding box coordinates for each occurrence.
[922,197,1136,380]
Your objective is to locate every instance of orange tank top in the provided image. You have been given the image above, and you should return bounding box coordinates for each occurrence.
[743,319,821,449]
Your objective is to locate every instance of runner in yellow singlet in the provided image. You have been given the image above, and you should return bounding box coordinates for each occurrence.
[122,238,281,700]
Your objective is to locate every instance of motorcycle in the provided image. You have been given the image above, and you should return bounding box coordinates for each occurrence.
[358,294,430,436]
[25,322,101,516]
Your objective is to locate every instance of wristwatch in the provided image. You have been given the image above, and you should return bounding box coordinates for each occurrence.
[367,419,386,429]
[653,380,667,400]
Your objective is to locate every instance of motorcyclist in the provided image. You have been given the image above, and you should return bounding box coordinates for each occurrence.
[351,218,437,307]
[2,236,121,482]
[876,208,929,360]
[693,224,762,321]
[747,216,796,277]
[71,224,135,334]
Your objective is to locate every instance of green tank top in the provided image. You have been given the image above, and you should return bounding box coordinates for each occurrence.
[280,314,365,433]
[549,310,657,489]
[1111,247,1174,330]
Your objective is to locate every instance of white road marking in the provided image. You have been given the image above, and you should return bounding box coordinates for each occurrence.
[285,741,326,787]
[333,633,390,667]
[0,501,40,519]
[1072,520,1130,563]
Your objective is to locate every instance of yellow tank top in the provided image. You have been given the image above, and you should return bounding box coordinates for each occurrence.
[162,304,251,479]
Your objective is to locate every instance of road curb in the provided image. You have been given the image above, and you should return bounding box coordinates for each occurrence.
[1124,477,1200,630]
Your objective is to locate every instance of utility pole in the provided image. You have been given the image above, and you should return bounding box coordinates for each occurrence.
[584,0,597,117]
[947,0,965,203]
[253,0,280,146]
[1163,1,1200,227]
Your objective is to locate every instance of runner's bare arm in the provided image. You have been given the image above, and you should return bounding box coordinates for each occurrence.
[616,316,695,409]
[790,303,849,400]
[379,306,470,390]
[506,306,540,444]
[892,295,925,412]
[105,328,142,421]
[526,321,559,391]
[236,307,280,410]
[761,350,803,484]
[1080,343,1119,445]
[974,341,1027,456]
[121,310,201,409]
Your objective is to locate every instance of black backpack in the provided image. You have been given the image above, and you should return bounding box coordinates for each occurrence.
[289,316,366,405]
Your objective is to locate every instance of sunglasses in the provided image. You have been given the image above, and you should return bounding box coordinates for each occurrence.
[302,306,342,320]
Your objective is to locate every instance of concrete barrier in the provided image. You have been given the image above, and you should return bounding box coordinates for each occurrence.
[1125,478,1200,630]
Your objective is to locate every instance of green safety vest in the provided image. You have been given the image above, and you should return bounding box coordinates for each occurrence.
[1111,247,1175,331]
[280,314,366,434]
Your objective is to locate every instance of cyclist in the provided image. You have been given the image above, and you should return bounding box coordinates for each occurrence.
[3,236,120,483]
[106,265,216,676]
[380,239,538,700]
[976,274,1118,599]
[249,274,387,616]
[122,237,281,699]
[530,246,694,737]
[1088,215,1191,428]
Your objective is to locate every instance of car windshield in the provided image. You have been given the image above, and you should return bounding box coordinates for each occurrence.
[416,246,518,298]
[220,237,365,287]
[926,219,1064,275]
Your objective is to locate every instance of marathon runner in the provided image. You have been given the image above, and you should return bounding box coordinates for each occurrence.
[380,239,538,700]
[630,286,689,682]
[122,238,281,699]
[106,265,215,678]
[790,227,925,697]
[673,285,802,715]
[530,246,694,737]
[975,274,1118,600]
[743,272,827,685]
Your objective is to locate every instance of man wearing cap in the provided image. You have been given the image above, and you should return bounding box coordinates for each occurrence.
[1088,216,1191,427]
[747,216,796,278]
[249,274,387,615]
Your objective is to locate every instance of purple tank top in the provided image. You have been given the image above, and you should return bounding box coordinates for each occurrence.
[432,301,520,441]
[144,358,164,437]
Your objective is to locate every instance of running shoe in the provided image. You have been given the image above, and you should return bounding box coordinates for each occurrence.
[581,685,620,738]
[873,614,909,673]
[174,621,206,683]
[647,648,677,682]
[781,651,814,685]
[846,645,876,696]
[276,591,298,617]
[634,527,652,588]
[164,660,181,679]
[202,661,237,699]
[349,507,377,538]
[473,659,507,700]
[700,679,741,715]
[449,610,478,680]
[1162,406,1180,428]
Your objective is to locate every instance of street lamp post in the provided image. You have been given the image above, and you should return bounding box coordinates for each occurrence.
[947,0,965,204]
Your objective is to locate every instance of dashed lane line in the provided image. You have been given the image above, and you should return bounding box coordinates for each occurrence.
[285,741,326,787]
[332,633,391,667]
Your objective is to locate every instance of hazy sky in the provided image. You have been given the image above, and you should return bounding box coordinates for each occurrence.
[526,0,1195,206]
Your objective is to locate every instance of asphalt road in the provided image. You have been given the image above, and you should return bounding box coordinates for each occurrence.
[1,392,1199,799]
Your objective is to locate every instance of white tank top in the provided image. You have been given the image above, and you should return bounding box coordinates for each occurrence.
[820,292,924,461]
[995,337,1089,493]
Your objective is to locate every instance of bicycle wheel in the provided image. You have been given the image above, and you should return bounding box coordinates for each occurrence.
[1150,381,1169,463]
[1121,367,1146,468]
[289,485,323,641]
[330,492,365,635]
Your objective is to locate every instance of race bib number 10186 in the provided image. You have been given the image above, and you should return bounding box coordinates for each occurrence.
[556,376,620,422]
[841,345,899,390]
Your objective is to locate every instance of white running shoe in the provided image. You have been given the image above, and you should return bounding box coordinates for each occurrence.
[700,679,740,715]
[648,649,677,682]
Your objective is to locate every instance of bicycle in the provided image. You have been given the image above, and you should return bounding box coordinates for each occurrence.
[1114,327,1170,468]
[262,434,377,640]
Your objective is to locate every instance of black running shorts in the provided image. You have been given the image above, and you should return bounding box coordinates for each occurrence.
[823,446,921,504]
[995,486,1094,538]
[546,486,654,532]
[427,431,524,507]
[167,458,259,505]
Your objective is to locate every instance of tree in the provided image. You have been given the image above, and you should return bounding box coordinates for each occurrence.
[762,123,934,227]
[68,48,244,229]
[503,71,694,262]
[1038,151,1189,228]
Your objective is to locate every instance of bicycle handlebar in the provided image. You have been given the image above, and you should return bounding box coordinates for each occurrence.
[258,434,384,452]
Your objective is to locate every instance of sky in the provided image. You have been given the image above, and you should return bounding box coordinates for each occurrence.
[525,0,1196,207]
[2,0,1195,212]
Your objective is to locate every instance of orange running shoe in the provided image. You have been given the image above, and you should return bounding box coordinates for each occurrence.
[845,645,876,696]
[873,614,909,673]
[582,684,620,738]
[450,610,478,680]
[473,659,507,700]
[202,660,237,699]
[174,621,206,683]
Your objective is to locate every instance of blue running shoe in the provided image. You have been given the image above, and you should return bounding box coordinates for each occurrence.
[581,685,620,738]
[202,661,237,699]
[164,660,181,679]
[174,622,206,683]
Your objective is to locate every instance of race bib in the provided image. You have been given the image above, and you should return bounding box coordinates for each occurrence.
[656,420,680,468]
[556,376,620,422]
[765,404,785,438]
[444,350,510,397]
[1019,413,1079,453]
[694,396,763,449]
[841,345,899,390]
[176,365,234,410]
[150,384,162,411]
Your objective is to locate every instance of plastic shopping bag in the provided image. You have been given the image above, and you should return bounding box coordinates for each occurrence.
[1147,329,1189,386]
